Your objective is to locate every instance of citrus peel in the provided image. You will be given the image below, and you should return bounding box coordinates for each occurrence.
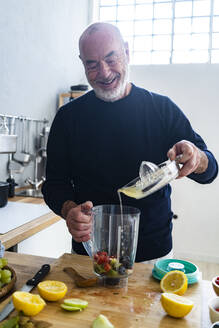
[161,292,194,318]
[37,280,67,301]
[160,270,188,295]
[12,291,46,316]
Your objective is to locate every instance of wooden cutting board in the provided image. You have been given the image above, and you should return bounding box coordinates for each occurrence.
[24,253,201,328]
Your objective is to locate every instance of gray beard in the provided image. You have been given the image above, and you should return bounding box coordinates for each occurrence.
[93,64,129,102]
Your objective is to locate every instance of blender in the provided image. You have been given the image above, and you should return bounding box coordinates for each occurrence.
[83,205,140,288]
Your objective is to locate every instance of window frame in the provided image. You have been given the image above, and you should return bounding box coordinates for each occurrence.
[91,0,219,65]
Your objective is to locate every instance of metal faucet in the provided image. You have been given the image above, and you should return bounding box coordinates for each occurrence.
[25,147,45,190]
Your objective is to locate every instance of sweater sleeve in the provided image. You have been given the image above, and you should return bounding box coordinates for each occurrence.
[42,108,76,216]
[156,95,218,184]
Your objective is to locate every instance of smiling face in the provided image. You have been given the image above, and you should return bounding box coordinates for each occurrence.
[79,23,131,102]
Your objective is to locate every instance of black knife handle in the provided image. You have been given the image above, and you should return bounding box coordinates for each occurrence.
[26,264,50,287]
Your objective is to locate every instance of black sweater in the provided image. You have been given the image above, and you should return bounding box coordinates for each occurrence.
[42,84,218,261]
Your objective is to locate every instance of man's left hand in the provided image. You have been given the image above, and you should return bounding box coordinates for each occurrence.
[167,140,208,178]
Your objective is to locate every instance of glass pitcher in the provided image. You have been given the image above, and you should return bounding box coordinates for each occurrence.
[84,205,140,288]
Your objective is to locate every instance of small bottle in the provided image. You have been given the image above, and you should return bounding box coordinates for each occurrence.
[0,241,5,258]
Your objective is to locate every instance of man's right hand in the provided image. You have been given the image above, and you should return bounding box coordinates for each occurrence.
[64,201,93,243]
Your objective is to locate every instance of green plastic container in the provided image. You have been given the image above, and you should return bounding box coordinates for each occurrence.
[152,259,200,284]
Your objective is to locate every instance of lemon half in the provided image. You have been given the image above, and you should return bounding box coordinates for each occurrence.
[161,292,194,318]
[12,291,46,316]
[160,270,188,295]
[37,280,67,301]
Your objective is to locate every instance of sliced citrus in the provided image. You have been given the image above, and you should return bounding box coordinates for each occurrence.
[160,270,188,295]
[63,298,88,309]
[92,314,114,328]
[12,291,46,316]
[161,292,194,318]
[61,304,82,311]
[37,280,67,301]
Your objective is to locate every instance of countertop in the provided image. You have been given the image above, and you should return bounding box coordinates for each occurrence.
[0,252,216,328]
[0,195,60,250]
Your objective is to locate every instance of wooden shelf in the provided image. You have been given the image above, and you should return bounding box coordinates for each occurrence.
[58,91,85,108]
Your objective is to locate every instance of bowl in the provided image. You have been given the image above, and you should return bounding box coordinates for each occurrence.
[209,297,219,323]
[152,258,200,284]
[212,276,219,296]
[0,266,17,299]
[210,322,219,328]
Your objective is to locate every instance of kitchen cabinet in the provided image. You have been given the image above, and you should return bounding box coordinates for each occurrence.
[58,91,85,108]
[0,195,72,258]
[18,218,72,258]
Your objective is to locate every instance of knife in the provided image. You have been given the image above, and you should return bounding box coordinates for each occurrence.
[0,264,50,322]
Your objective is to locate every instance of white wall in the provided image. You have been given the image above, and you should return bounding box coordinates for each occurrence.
[0,0,88,184]
[0,0,89,258]
[130,64,219,262]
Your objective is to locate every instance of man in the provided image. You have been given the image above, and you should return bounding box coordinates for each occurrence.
[42,22,218,262]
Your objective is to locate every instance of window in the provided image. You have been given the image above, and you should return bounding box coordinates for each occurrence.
[93,0,219,64]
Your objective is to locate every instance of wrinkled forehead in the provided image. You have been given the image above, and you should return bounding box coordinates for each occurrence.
[80,29,124,61]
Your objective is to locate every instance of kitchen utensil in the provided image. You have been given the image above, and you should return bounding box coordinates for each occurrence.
[119,158,180,199]
[0,135,17,154]
[152,259,200,284]
[83,205,140,288]
[7,154,24,174]
[63,267,98,288]
[0,264,50,321]
[0,117,17,154]
[13,118,30,164]
[22,119,31,163]
[0,117,9,135]
[0,182,9,208]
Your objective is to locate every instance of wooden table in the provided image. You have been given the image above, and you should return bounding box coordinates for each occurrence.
[0,252,216,328]
[0,196,60,250]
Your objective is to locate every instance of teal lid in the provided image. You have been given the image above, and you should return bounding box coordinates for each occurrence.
[152,259,200,285]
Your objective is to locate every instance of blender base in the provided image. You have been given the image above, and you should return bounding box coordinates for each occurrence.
[99,276,128,289]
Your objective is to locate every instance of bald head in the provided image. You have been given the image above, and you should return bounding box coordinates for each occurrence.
[79,22,125,59]
[78,22,131,102]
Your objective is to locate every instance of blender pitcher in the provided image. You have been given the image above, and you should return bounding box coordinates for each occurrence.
[84,205,140,288]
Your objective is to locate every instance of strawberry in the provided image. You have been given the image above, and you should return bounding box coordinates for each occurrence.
[97,255,106,265]
[94,254,99,261]
[104,263,111,272]
[215,308,219,312]
[101,251,107,256]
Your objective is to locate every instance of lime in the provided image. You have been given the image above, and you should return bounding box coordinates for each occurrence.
[92,314,114,328]
[63,298,88,309]
[61,304,82,311]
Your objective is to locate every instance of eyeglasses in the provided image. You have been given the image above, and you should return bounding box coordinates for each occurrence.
[85,52,123,73]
